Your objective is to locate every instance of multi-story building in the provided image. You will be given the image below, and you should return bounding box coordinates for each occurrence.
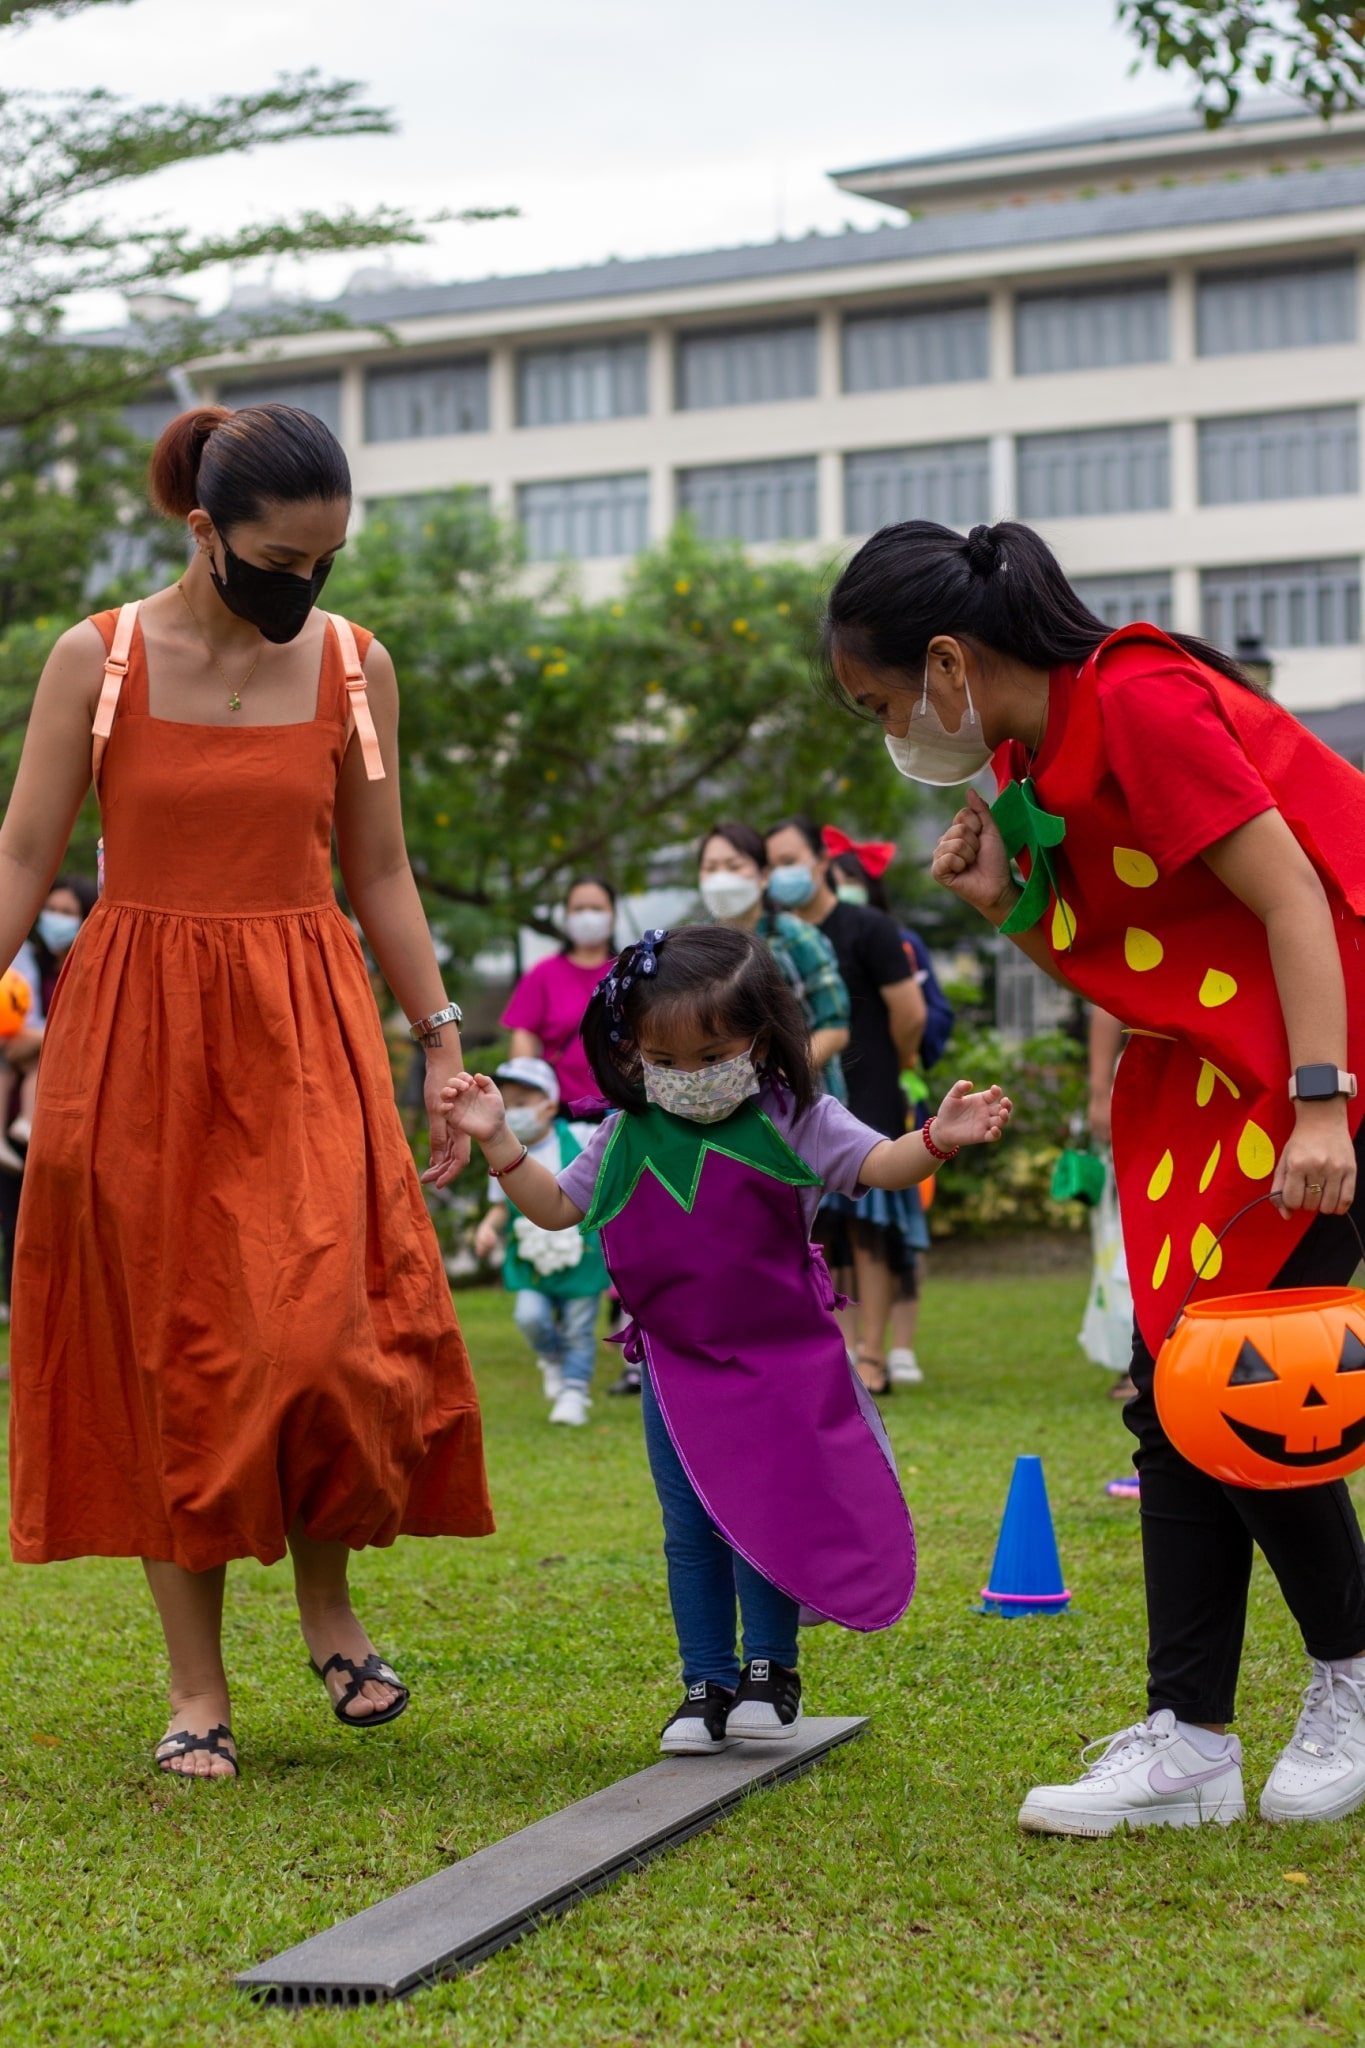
[190,100,1365,716]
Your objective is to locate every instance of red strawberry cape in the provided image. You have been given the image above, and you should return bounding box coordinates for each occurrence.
[993,625,1365,1354]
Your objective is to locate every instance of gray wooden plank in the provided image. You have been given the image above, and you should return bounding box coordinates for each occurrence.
[237,1714,867,2007]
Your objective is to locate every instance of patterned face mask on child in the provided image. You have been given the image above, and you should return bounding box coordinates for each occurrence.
[641,1044,761,1124]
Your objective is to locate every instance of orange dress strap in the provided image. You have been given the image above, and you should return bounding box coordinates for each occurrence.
[326,613,386,782]
[91,600,140,791]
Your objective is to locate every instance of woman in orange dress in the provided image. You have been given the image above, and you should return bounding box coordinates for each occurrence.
[3,404,493,1778]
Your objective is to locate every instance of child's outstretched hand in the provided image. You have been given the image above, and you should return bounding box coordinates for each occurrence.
[438,1071,510,1149]
[930,1079,1012,1150]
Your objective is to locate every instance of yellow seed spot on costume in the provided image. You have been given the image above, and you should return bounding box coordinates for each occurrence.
[1051,895,1077,951]
[1153,1236,1171,1288]
[1114,846,1158,888]
[1196,1059,1242,1107]
[1147,1150,1174,1201]
[1191,1223,1224,1282]
[1199,1141,1221,1193]
[1236,1119,1275,1181]
[1198,968,1238,1008]
[1124,927,1164,972]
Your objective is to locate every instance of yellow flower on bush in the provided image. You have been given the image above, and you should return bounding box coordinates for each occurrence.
[435,813,450,828]
[776,601,791,616]
[527,645,543,660]
[732,619,748,635]
[544,768,558,782]
[543,661,568,678]
[646,679,662,695]
[674,578,690,595]
[610,602,625,617]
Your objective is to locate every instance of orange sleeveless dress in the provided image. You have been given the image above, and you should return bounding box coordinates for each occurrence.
[8,609,494,1569]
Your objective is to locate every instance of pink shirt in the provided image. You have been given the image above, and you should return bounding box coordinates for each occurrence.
[500,951,614,1107]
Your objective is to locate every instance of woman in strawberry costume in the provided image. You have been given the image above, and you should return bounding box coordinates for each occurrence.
[824,518,1365,1837]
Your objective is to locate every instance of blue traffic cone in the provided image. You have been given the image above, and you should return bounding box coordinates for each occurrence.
[976,1455,1071,1617]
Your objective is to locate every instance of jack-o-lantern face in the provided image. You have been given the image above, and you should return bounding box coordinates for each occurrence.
[1155,1287,1365,1489]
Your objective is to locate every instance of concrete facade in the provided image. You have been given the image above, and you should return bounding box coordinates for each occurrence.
[196,104,1365,712]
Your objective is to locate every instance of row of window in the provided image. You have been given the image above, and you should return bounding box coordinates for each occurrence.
[214,255,1360,442]
[378,474,1364,651]
[505,403,1362,560]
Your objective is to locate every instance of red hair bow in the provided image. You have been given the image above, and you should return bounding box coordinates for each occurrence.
[822,825,896,879]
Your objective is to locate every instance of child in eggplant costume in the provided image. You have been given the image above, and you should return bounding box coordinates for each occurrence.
[444,925,1011,1754]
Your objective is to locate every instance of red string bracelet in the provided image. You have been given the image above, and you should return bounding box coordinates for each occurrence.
[921,1115,959,1163]
[488,1144,531,1180]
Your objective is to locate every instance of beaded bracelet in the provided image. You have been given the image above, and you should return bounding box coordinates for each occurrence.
[488,1144,531,1181]
[921,1115,960,1164]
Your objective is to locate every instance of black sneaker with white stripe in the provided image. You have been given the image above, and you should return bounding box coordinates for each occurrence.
[659,1680,733,1755]
[725,1659,802,1739]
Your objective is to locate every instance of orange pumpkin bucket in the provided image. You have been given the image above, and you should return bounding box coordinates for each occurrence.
[1155,1198,1365,1489]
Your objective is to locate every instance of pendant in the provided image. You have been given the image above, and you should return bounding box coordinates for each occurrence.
[228,692,241,712]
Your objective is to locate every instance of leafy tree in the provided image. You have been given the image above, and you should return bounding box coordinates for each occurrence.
[326,504,922,955]
[0,0,511,625]
[1119,2,1365,124]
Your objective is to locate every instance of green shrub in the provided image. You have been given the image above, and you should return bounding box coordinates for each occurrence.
[924,1026,1088,1236]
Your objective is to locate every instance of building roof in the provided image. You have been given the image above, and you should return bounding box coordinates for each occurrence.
[832,99,1365,215]
[273,160,1365,336]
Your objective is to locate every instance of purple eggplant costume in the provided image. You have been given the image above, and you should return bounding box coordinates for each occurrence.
[576,1097,916,1632]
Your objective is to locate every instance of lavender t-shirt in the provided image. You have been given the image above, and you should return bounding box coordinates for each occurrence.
[556,1082,886,1231]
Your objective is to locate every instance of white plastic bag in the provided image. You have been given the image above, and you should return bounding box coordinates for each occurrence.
[1079,1152,1134,1374]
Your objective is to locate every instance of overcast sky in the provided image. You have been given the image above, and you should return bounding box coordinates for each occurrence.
[11,0,1195,320]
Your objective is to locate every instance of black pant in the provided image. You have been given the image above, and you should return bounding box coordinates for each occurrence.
[1125,1156,1365,1723]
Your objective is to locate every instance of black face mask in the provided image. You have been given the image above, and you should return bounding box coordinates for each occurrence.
[209,535,333,645]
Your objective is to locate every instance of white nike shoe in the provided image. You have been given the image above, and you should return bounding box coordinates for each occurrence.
[1019,1710,1245,1836]
[888,1347,923,1385]
[1261,1660,1365,1823]
[537,1357,564,1401]
[549,1385,591,1427]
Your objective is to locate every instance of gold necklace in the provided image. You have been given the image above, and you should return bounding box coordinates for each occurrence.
[177,580,262,712]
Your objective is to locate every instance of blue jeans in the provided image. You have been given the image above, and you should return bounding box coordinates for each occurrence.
[512,1289,601,1388]
[641,1365,799,1690]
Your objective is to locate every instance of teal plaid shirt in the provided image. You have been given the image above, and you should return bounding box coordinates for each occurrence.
[757,908,850,1103]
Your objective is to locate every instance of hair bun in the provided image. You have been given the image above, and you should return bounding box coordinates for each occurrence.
[964,524,1003,578]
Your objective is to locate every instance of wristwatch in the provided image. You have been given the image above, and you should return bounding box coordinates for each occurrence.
[1289,1065,1358,1102]
[409,1002,463,1048]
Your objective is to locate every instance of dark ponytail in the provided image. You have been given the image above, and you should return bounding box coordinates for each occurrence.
[148,403,351,531]
[821,519,1257,701]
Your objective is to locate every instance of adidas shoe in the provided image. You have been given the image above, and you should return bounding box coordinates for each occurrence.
[725,1659,803,1740]
[537,1357,564,1401]
[548,1385,590,1426]
[1018,1710,1245,1836]
[888,1347,923,1385]
[1261,1659,1365,1823]
[660,1680,732,1755]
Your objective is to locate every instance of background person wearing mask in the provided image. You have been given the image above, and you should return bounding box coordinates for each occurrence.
[0,874,98,1171]
[503,876,617,1113]
[825,835,957,1387]
[697,820,849,1098]
[764,815,927,1396]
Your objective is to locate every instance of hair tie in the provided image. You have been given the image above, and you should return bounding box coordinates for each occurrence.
[964,524,1005,579]
[598,928,667,1045]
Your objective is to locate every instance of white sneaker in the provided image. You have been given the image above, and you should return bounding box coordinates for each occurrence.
[1261,1660,1365,1823]
[537,1357,564,1401]
[888,1347,923,1385]
[1019,1710,1245,1836]
[549,1385,591,1427]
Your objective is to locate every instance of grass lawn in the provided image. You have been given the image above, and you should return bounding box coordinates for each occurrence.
[2,1262,1363,2047]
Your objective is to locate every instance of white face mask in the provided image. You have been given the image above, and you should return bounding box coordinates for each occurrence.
[504,1104,552,1143]
[565,907,614,947]
[641,1043,761,1124]
[699,871,762,921]
[884,662,992,786]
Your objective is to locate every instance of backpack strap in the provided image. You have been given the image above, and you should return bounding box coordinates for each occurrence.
[326,612,386,782]
[91,600,140,791]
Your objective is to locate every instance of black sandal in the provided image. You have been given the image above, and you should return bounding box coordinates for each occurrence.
[310,1651,410,1728]
[856,1350,893,1398]
[154,1722,239,1778]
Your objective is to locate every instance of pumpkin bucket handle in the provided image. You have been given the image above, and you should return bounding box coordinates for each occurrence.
[1167,1194,1365,1338]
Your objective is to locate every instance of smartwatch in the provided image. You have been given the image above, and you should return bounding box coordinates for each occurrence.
[1289,1065,1358,1102]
